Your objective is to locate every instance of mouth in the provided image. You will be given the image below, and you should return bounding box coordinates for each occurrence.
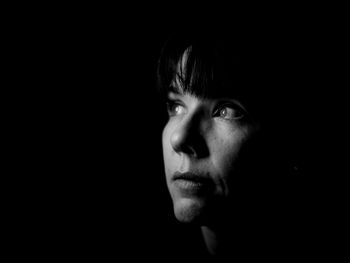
[173,171,208,182]
[172,172,213,194]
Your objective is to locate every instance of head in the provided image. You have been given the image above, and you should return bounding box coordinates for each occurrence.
[157,30,295,227]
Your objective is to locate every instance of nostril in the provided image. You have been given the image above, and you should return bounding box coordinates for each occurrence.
[170,125,194,155]
[170,130,191,154]
[170,127,208,158]
[169,114,209,158]
[178,143,197,156]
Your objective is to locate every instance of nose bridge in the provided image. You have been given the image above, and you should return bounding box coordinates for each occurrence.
[170,105,205,156]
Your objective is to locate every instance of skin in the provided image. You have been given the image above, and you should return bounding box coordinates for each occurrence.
[162,88,260,224]
[161,50,262,255]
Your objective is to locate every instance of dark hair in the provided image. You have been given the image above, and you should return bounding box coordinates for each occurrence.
[156,29,282,122]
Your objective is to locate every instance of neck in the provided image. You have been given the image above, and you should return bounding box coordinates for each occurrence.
[200,212,253,257]
[201,226,219,255]
[201,224,233,256]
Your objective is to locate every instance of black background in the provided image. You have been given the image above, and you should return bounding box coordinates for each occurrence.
[5,5,346,260]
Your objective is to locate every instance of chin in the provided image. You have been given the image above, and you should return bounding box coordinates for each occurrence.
[173,197,207,224]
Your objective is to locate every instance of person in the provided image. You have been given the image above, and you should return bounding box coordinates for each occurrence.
[156,28,307,260]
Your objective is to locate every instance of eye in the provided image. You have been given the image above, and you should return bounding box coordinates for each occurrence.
[166,100,186,117]
[214,104,245,120]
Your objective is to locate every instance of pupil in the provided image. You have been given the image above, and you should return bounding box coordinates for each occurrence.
[221,108,227,116]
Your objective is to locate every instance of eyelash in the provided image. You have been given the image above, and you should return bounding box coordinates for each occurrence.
[165,100,247,121]
[165,100,184,117]
[213,103,246,120]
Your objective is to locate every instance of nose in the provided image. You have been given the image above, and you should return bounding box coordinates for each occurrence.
[170,113,209,158]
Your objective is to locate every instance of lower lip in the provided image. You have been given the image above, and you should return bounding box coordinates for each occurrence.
[173,179,209,193]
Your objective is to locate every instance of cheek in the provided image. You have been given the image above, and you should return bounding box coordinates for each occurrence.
[162,125,173,174]
[162,125,171,156]
[211,129,249,177]
[215,142,240,174]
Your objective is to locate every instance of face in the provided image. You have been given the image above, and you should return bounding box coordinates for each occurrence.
[162,81,260,225]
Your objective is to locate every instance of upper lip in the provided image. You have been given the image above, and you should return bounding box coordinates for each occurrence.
[172,171,209,183]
